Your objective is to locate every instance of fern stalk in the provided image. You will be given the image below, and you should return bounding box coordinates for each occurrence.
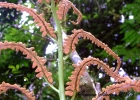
[44,78,59,93]
[51,0,65,100]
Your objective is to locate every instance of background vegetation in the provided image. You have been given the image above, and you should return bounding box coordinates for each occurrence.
[0,0,140,99]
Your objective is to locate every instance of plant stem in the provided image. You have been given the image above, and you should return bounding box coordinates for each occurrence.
[71,90,76,100]
[44,78,59,93]
[51,0,65,100]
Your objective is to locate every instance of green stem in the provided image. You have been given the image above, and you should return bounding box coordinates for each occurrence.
[44,78,59,93]
[71,90,76,100]
[51,0,65,100]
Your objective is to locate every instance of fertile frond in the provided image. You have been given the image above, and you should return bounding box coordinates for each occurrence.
[37,0,50,3]
[0,82,35,100]
[65,57,130,96]
[0,41,53,83]
[93,80,140,100]
[64,29,121,72]
[56,0,71,20]
[56,0,82,25]
[0,2,56,38]
[70,2,82,25]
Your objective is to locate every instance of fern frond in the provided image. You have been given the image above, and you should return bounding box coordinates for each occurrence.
[56,0,71,20]
[93,80,140,100]
[0,41,53,83]
[0,81,35,100]
[65,57,129,96]
[56,0,82,25]
[70,2,82,25]
[64,29,121,72]
[0,2,56,38]
[37,0,50,3]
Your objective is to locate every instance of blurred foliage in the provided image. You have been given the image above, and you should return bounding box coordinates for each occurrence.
[112,0,140,78]
[113,0,140,62]
[0,0,140,100]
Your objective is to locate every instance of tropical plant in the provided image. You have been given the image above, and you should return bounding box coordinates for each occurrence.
[0,0,140,100]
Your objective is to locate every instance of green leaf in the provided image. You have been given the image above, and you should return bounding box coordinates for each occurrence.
[24,77,29,81]
[16,64,19,70]
[12,71,21,74]
[8,65,15,69]
[93,14,99,18]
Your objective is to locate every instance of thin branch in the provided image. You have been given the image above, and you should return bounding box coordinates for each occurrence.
[29,0,36,5]
[95,0,101,13]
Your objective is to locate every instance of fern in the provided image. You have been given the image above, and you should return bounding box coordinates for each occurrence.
[56,0,82,25]
[64,29,121,72]
[65,57,130,96]
[0,41,53,83]
[0,2,56,38]
[0,82,35,100]
[93,80,140,100]
[0,0,139,100]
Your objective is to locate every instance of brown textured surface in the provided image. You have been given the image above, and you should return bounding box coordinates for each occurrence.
[0,41,53,83]
[0,82,35,100]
